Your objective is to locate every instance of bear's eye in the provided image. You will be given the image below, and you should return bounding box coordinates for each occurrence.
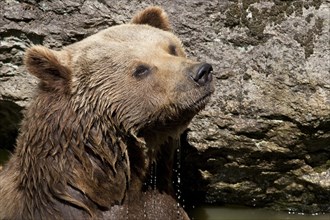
[133,65,151,78]
[169,44,178,56]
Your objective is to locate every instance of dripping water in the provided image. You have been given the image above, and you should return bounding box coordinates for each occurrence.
[143,161,157,218]
[175,146,184,220]
[150,162,157,213]
[126,193,129,220]
[143,180,147,218]
[151,162,157,191]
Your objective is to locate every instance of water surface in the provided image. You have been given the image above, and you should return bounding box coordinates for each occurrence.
[188,206,330,220]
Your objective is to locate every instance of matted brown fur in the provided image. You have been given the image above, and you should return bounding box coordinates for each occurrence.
[0,6,213,220]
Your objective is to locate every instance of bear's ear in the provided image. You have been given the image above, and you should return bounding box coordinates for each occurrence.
[132,6,171,31]
[24,45,71,92]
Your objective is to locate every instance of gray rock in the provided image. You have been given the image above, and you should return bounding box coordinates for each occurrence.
[0,0,329,214]
[182,0,330,214]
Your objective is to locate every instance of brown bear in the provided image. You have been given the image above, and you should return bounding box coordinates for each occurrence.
[0,6,213,220]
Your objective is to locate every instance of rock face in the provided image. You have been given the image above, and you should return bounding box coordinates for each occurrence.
[1,0,329,214]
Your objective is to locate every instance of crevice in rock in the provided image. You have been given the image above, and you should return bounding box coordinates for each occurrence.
[236,130,267,140]
[1,29,45,46]
[0,100,23,151]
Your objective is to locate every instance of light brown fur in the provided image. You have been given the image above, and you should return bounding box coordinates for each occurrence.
[0,6,213,220]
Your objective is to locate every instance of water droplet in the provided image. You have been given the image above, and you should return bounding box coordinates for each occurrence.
[143,193,147,218]
[174,145,185,220]
[126,203,129,220]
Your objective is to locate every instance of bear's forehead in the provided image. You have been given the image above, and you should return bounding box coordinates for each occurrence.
[68,24,182,53]
[103,24,180,44]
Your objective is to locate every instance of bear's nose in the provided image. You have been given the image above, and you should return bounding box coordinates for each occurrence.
[192,63,213,86]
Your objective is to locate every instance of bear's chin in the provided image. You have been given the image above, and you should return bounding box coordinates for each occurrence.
[190,90,213,111]
[144,90,213,133]
[179,86,214,114]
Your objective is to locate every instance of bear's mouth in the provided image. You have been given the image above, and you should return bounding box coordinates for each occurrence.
[166,89,213,126]
[136,88,214,134]
[192,91,213,108]
[185,85,214,113]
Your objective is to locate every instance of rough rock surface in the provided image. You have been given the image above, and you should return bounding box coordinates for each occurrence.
[0,0,329,214]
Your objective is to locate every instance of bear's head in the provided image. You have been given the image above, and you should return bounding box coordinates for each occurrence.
[24,6,214,141]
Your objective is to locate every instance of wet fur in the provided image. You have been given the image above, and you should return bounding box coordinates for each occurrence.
[0,6,212,220]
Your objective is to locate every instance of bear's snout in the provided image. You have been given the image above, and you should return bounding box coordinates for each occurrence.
[190,63,213,86]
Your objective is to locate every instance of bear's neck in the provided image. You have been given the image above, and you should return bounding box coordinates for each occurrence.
[12,93,130,217]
